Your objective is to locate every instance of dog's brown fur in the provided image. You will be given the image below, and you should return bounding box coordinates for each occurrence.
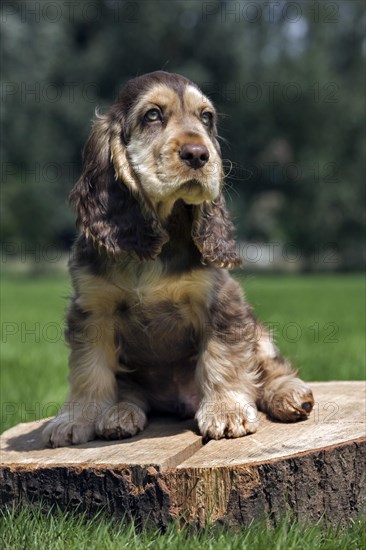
[43,71,313,447]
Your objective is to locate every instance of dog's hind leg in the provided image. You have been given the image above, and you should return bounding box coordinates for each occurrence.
[256,326,314,421]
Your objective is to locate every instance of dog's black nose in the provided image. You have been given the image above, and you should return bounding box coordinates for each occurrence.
[179,144,209,169]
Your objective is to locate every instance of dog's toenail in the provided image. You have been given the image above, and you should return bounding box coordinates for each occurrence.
[302,402,312,413]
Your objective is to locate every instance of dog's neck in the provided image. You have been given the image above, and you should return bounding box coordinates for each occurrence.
[159,201,202,274]
[155,199,177,221]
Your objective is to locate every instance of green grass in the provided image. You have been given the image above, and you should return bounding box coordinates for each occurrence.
[1,273,365,548]
[241,273,365,381]
[0,507,365,550]
[1,275,71,433]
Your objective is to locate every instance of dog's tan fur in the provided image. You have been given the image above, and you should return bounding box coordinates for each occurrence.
[43,71,313,447]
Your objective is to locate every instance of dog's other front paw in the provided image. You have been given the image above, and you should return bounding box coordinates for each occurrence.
[95,402,147,439]
[196,393,259,440]
[263,377,314,421]
[42,416,96,448]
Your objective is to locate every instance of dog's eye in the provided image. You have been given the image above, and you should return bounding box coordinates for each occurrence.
[144,108,162,123]
[200,111,213,126]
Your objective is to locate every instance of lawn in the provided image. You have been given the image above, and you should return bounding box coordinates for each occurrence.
[1,507,365,550]
[1,273,365,548]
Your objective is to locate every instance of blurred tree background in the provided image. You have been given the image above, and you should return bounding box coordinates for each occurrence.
[1,0,365,270]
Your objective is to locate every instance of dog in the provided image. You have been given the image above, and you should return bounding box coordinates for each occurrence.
[43,71,314,447]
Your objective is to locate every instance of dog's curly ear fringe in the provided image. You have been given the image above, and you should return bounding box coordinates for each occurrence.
[69,115,168,260]
[192,194,242,269]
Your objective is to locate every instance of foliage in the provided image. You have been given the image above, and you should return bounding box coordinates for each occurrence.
[1,1,365,268]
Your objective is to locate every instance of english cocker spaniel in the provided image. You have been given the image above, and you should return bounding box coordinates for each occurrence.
[43,71,314,447]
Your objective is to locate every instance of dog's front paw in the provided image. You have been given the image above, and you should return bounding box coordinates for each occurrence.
[95,402,147,439]
[43,416,96,448]
[265,378,314,421]
[196,395,259,440]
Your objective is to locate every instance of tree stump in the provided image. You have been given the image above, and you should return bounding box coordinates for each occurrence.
[1,382,365,527]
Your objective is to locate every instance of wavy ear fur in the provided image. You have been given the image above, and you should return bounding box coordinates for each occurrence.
[192,194,242,269]
[69,114,168,260]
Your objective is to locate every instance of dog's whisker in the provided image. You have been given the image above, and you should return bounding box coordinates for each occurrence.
[223,181,241,201]
[223,159,233,178]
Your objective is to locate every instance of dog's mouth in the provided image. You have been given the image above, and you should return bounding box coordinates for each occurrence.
[177,178,219,205]
[179,179,202,192]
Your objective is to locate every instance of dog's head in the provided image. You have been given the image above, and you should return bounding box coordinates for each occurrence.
[70,71,241,268]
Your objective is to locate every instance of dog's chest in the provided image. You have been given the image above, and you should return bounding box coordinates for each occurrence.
[115,267,212,364]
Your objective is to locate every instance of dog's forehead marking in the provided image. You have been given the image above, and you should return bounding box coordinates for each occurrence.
[128,83,182,124]
[145,83,182,111]
[184,85,214,112]
[129,83,214,125]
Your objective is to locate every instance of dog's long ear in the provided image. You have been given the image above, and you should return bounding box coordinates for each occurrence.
[69,114,168,259]
[192,193,242,269]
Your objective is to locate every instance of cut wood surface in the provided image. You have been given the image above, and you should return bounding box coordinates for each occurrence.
[178,381,366,468]
[1,382,365,527]
[0,417,202,470]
